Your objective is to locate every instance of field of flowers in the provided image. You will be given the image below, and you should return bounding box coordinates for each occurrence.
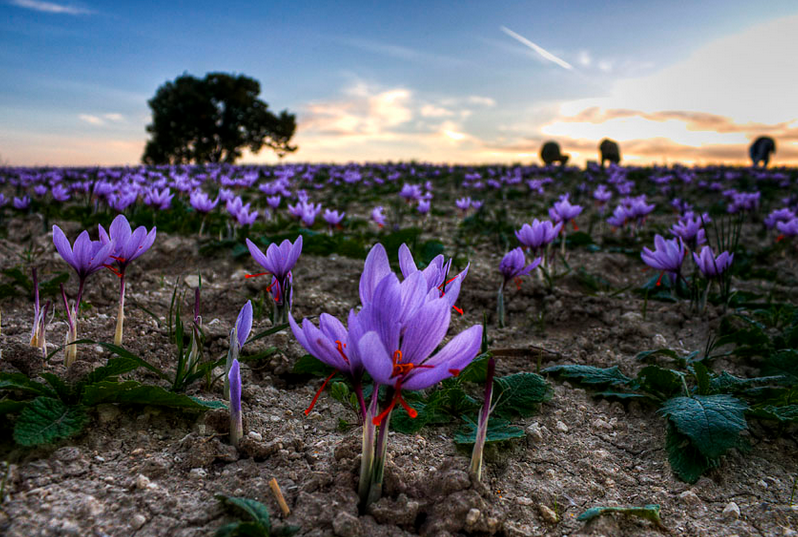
[0,162,797,536]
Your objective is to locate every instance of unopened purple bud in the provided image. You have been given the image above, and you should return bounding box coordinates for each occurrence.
[229,358,243,448]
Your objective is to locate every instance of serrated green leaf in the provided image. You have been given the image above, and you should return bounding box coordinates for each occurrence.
[659,395,748,459]
[593,391,650,401]
[245,322,290,346]
[329,381,350,404]
[693,363,711,396]
[291,355,334,377]
[216,495,271,532]
[89,341,170,382]
[665,423,716,483]
[576,504,661,526]
[458,352,490,383]
[39,373,72,402]
[750,404,798,422]
[80,380,141,406]
[494,373,551,417]
[709,372,785,394]
[191,397,227,409]
[762,349,798,386]
[13,397,88,446]
[543,364,633,386]
[0,373,55,397]
[454,417,525,445]
[636,366,684,400]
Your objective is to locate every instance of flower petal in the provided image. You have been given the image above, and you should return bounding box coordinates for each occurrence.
[358,331,394,385]
[360,243,391,305]
[403,325,482,390]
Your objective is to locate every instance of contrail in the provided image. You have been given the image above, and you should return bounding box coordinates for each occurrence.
[500,26,574,70]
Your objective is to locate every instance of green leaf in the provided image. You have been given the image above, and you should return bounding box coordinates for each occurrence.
[709,372,785,394]
[84,356,141,385]
[543,365,633,386]
[82,382,222,410]
[40,373,72,402]
[0,372,55,397]
[659,395,748,459]
[80,380,141,406]
[454,417,525,445]
[636,366,684,400]
[13,397,88,446]
[762,349,798,386]
[636,348,700,365]
[693,363,711,396]
[216,495,272,532]
[750,405,798,422]
[665,423,716,483]
[329,382,350,404]
[593,391,650,401]
[459,352,490,383]
[392,400,433,434]
[576,504,661,526]
[245,322,290,346]
[291,355,334,377]
[493,373,551,417]
[215,521,268,537]
[0,400,28,415]
[89,341,170,382]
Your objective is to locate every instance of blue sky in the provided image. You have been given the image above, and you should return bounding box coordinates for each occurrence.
[2,0,798,165]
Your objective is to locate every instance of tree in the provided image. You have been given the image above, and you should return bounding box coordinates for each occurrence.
[142,72,297,165]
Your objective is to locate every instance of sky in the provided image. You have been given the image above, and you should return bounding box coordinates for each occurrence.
[1,0,798,167]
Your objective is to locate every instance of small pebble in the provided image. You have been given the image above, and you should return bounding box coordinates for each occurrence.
[679,490,701,505]
[466,508,480,525]
[555,421,569,433]
[130,514,146,530]
[539,504,559,523]
[189,468,207,479]
[527,422,544,442]
[247,431,263,441]
[722,501,740,520]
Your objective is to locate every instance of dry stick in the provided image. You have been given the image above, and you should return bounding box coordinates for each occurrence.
[269,478,290,517]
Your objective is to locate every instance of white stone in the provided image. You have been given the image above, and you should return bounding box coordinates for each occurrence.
[527,422,544,442]
[466,508,480,525]
[555,420,569,433]
[247,431,263,441]
[539,504,559,523]
[189,468,207,479]
[679,490,701,505]
[722,501,740,520]
[130,514,146,530]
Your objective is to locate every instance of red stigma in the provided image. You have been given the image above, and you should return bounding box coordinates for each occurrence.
[776,234,785,242]
[514,277,522,290]
[372,382,417,425]
[572,220,579,231]
[304,371,337,415]
[656,272,664,287]
[245,272,269,279]
[335,340,350,364]
[266,279,281,302]
[448,368,460,376]
[102,264,123,278]
[452,305,464,316]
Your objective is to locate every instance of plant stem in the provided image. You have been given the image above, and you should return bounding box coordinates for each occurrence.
[114,273,126,346]
[358,389,379,509]
[469,355,495,481]
[497,283,505,328]
[368,393,393,507]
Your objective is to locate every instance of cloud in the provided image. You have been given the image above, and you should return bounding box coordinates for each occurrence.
[500,26,574,70]
[78,114,104,125]
[467,96,496,107]
[103,113,124,122]
[10,0,93,15]
[336,37,468,67]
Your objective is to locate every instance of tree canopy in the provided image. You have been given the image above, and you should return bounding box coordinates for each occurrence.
[142,72,297,165]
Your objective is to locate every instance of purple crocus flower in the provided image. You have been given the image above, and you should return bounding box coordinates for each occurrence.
[417,199,431,214]
[0,193,6,207]
[371,206,386,228]
[235,204,259,227]
[399,184,422,203]
[499,247,542,289]
[776,218,798,238]
[471,200,484,211]
[549,195,583,228]
[225,300,253,399]
[693,246,733,279]
[515,219,562,253]
[671,217,706,251]
[455,197,472,212]
[189,190,219,213]
[98,215,156,345]
[397,243,468,309]
[245,237,302,317]
[606,204,631,228]
[764,208,795,230]
[34,185,47,197]
[144,187,173,210]
[266,195,281,209]
[229,358,243,447]
[641,235,685,283]
[53,225,116,367]
[13,196,30,210]
[323,209,345,229]
[52,184,71,202]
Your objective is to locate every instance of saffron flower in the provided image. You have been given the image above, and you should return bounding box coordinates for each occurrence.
[225,301,253,399]
[776,217,798,238]
[245,236,302,322]
[98,214,157,345]
[417,199,431,215]
[641,235,685,285]
[371,206,386,228]
[455,197,472,213]
[13,196,31,210]
[53,225,116,367]
[497,247,542,327]
[323,209,345,233]
[671,216,706,251]
[548,195,583,226]
[229,358,243,448]
[515,219,562,255]
[189,190,219,213]
[693,246,733,279]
